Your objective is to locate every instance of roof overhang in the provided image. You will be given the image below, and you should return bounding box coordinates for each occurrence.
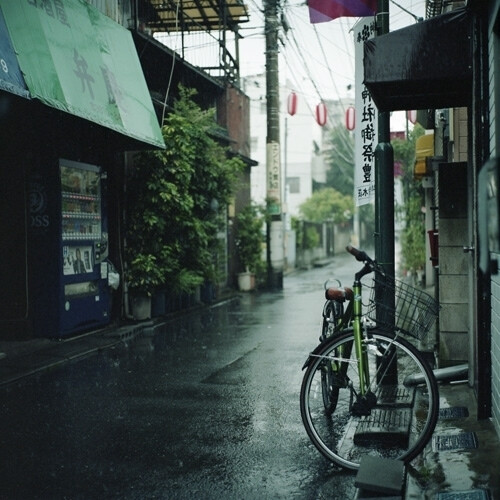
[364,8,473,112]
[142,0,249,33]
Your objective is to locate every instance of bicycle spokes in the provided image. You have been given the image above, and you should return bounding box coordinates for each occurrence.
[300,330,438,470]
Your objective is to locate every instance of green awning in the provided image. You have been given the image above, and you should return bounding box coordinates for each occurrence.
[1,0,164,149]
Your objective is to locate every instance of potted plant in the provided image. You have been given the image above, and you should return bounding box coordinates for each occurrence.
[125,253,166,320]
[235,204,264,291]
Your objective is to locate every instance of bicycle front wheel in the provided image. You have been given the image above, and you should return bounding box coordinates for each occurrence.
[300,329,439,470]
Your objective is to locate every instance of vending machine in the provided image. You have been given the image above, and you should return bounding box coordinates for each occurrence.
[29,159,110,338]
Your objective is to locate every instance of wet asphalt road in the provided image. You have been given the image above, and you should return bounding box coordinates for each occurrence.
[0,253,362,499]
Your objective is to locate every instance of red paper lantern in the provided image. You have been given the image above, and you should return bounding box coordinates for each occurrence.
[287,92,297,116]
[315,102,327,126]
[407,109,417,124]
[345,106,355,131]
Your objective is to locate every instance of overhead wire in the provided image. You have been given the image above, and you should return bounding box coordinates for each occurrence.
[280,2,358,154]
[284,18,325,103]
[277,0,425,107]
[281,4,355,109]
[286,8,354,81]
[162,0,181,126]
[312,24,346,113]
[242,0,425,129]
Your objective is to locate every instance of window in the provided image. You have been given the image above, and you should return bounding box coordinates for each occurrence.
[287,177,300,194]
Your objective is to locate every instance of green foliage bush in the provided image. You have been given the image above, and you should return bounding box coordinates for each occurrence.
[291,217,321,251]
[126,86,244,295]
[235,204,264,274]
[400,197,426,273]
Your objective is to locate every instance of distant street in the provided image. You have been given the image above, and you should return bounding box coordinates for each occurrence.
[0,252,363,499]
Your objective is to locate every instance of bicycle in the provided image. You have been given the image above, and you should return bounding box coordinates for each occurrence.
[300,245,440,470]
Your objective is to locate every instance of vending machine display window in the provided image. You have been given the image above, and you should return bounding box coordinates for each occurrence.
[60,165,102,241]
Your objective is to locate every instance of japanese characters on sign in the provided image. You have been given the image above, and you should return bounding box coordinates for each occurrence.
[28,0,70,27]
[354,18,377,207]
[266,141,281,214]
[25,0,121,109]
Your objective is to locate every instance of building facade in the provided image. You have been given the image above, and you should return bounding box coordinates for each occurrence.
[0,0,255,339]
[364,0,500,434]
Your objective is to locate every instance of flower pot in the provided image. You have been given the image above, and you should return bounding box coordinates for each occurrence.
[131,294,152,320]
[238,271,256,291]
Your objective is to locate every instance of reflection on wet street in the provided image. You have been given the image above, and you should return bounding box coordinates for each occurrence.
[0,255,361,499]
[406,383,500,498]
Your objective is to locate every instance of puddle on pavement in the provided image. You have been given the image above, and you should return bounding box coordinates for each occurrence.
[406,384,500,498]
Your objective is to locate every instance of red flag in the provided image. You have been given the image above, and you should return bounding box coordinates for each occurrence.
[308,0,376,23]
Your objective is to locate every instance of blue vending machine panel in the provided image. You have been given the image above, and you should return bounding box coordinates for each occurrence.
[59,159,110,336]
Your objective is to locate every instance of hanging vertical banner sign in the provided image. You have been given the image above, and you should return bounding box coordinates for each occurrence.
[354,18,377,207]
[266,141,281,214]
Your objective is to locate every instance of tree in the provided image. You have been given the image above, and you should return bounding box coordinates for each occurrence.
[392,123,425,201]
[299,187,353,224]
[321,123,374,246]
[392,123,427,273]
[400,196,426,273]
[324,124,354,197]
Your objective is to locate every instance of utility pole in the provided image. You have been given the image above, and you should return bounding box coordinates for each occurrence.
[264,0,284,289]
[375,0,396,383]
[375,0,394,280]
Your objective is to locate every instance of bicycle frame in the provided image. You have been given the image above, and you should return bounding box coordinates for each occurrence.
[352,279,370,397]
[308,253,381,406]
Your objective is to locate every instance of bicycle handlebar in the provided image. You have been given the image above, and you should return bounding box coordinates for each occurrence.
[346,245,373,264]
[346,245,382,281]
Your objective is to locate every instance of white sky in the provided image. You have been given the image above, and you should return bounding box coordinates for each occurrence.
[239,0,427,130]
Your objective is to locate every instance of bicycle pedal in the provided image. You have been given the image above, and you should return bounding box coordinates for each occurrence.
[352,402,371,417]
[352,392,378,417]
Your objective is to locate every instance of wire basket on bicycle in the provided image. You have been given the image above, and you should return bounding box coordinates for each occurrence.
[366,274,439,341]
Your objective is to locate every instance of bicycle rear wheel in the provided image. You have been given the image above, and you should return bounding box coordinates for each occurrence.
[300,329,439,470]
[320,302,340,414]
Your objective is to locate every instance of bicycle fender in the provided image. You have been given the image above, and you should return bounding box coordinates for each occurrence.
[302,328,354,370]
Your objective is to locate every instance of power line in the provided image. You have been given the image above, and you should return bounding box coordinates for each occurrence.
[312,24,346,112]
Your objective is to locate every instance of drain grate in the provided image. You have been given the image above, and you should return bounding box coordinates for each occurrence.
[436,488,491,500]
[376,384,416,407]
[432,431,478,452]
[439,406,469,419]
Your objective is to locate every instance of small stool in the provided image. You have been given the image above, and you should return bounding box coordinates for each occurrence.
[354,456,405,498]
